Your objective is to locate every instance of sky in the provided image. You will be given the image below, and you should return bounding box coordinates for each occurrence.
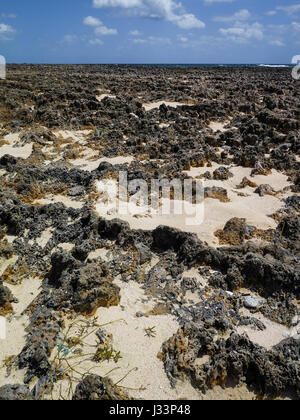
[0,0,299,64]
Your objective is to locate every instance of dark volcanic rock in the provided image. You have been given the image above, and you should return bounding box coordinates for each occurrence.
[72,375,127,400]
[215,218,247,246]
[0,384,34,400]
[160,324,300,399]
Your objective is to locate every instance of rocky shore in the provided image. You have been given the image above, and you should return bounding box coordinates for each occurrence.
[0,65,299,400]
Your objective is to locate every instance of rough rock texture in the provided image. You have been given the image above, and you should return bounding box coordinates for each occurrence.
[160,324,300,399]
[0,384,34,400]
[215,218,248,245]
[72,375,128,400]
[0,278,17,315]
[0,65,299,400]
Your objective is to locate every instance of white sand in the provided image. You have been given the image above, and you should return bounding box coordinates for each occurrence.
[97,94,117,102]
[238,308,294,350]
[88,248,114,262]
[33,194,84,209]
[181,268,208,304]
[209,121,231,133]
[95,165,291,247]
[0,255,18,277]
[50,243,75,254]
[50,279,202,400]
[0,133,33,159]
[184,163,291,191]
[143,101,192,112]
[53,130,92,145]
[0,277,42,386]
[202,385,256,400]
[70,155,134,172]
[28,228,53,248]
[183,165,292,245]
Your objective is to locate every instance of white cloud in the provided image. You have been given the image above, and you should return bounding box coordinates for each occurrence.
[292,21,300,31]
[204,0,237,3]
[133,35,171,45]
[95,25,118,35]
[130,29,142,36]
[172,13,205,29]
[214,9,251,23]
[1,13,17,19]
[277,4,300,16]
[93,0,205,30]
[84,16,102,26]
[269,40,285,47]
[89,38,104,45]
[219,22,264,43]
[60,34,78,44]
[94,0,141,7]
[0,22,16,40]
[84,15,118,36]
[177,35,189,43]
[266,11,277,16]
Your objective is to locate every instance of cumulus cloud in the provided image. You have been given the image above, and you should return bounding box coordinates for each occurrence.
[83,16,118,36]
[0,22,16,40]
[133,35,171,45]
[95,25,117,35]
[1,13,17,19]
[204,0,237,3]
[177,35,189,43]
[93,0,205,30]
[269,40,285,47]
[277,4,300,16]
[214,9,251,23]
[84,16,102,26]
[130,29,142,36]
[94,0,141,7]
[292,21,300,31]
[219,22,264,43]
[89,38,104,45]
[60,34,79,44]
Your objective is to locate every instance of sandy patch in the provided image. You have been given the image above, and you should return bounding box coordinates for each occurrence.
[181,268,208,304]
[238,309,295,350]
[183,165,292,246]
[96,190,204,237]
[88,248,114,262]
[159,123,172,129]
[54,130,92,145]
[143,101,192,112]
[97,94,117,102]
[0,256,18,277]
[0,277,41,386]
[50,279,202,400]
[50,243,75,254]
[209,121,231,133]
[95,165,291,247]
[202,385,256,400]
[70,155,134,172]
[3,235,17,245]
[0,133,33,159]
[28,228,53,248]
[33,194,84,209]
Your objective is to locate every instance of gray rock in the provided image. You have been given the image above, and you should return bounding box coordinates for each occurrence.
[292,334,300,340]
[0,384,34,400]
[244,296,260,310]
[68,186,85,197]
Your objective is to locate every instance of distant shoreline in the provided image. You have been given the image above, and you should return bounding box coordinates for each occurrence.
[4,63,294,68]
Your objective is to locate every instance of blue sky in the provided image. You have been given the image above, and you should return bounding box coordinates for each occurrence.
[0,0,299,63]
